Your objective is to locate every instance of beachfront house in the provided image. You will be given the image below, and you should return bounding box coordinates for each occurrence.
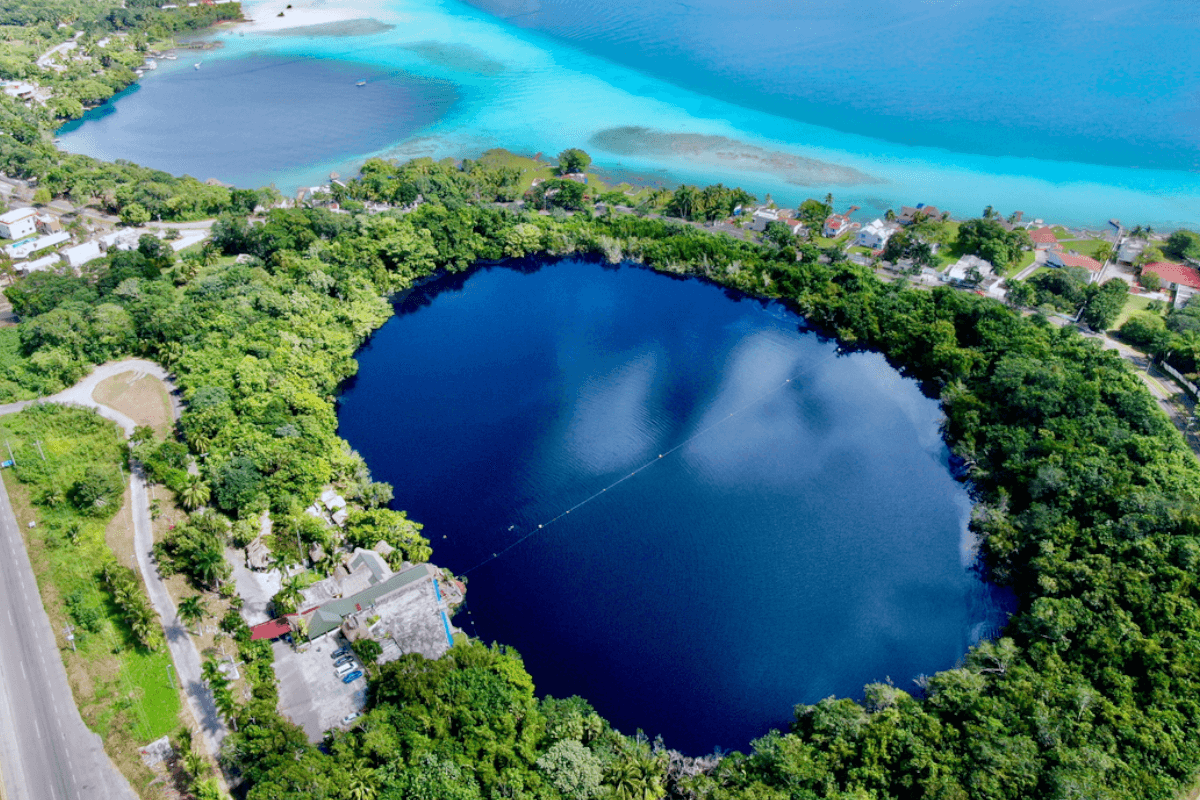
[899,204,942,225]
[855,219,896,250]
[1029,227,1059,250]
[1046,250,1102,282]
[1141,262,1200,308]
[749,207,780,232]
[1117,239,1145,265]
[0,208,38,240]
[823,206,860,239]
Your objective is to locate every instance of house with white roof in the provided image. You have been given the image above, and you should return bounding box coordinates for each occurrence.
[942,254,993,285]
[0,208,38,240]
[855,219,896,250]
[61,241,103,268]
[16,254,61,274]
[5,231,69,260]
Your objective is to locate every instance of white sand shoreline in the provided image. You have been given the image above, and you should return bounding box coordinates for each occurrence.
[234,0,374,33]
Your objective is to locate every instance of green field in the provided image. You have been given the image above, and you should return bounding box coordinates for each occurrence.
[1057,238,1110,258]
[1114,294,1165,330]
[0,405,182,785]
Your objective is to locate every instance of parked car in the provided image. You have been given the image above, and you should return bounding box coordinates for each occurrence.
[342,670,363,684]
[333,656,356,668]
[342,712,361,725]
[330,647,350,660]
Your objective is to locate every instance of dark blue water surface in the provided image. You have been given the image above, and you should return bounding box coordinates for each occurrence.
[57,54,455,188]
[464,0,1200,171]
[337,259,1013,754]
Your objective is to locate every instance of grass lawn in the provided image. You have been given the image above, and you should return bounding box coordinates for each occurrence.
[1052,226,1073,240]
[1114,295,1165,329]
[1002,250,1037,277]
[476,148,555,194]
[0,405,183,795]
[814,233,853,248]
[1057,238,1110,258]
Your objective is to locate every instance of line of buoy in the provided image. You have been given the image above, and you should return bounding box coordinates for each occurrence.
[461,349,840,575]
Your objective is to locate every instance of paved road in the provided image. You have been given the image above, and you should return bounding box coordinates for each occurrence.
[0,359,227,800]
[0,474,137,800]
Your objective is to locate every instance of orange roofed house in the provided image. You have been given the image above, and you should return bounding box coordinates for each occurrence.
[1029,227,1059,250]
[1141,261,1200,308]
[1046,250,1103,282]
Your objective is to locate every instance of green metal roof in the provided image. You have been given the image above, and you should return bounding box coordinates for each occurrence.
[306,563,434,639]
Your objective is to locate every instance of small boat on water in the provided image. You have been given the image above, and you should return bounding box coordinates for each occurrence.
[355,79,367,87]
[194,62,201,70]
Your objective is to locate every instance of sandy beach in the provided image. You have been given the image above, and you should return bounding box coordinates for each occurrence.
[235,0,388,34]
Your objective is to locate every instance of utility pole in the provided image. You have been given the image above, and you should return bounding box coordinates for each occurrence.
[34,439,44,462]
[64,623,75,652]
[4,439,15,466]
[166,663,175,690]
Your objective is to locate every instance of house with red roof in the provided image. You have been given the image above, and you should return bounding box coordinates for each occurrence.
[1141,261,1200,307]
[1046,250,1102,281]
[822,206,860,238]
[1028,227,1059,250]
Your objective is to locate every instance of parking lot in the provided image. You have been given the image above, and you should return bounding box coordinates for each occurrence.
[272,636,367,742]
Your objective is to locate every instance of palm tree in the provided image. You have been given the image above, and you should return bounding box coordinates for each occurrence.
[191,547,228,590]
[212,686,238,731]
[272,576,303,616]
[201,657,226,688]
[182,751,208,780]
[605,758,645,800]
[346,759,377,800]
[177,595,208,630]
[180,475,210,511]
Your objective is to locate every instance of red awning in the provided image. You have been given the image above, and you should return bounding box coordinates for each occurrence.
[250,619,292,641]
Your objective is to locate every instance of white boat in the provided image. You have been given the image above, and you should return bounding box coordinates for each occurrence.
[194,62,201,70]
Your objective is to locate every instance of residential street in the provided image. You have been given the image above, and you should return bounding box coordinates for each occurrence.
[0,474,137,800]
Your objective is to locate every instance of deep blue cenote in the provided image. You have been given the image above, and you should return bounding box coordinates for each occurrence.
[337,259,1014,754]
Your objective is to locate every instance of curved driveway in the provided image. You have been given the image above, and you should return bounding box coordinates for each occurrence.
[0,359,227,800]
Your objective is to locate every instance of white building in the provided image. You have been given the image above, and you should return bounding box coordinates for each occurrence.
[100,229,143,251]
[0,208,38,240]
[855,219,896,250]
[17,254,61,274]
[942,254,993,285]
[4,231,69,260]
[61,241,103,268]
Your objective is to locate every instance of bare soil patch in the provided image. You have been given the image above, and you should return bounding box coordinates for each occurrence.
[93,371,174,436]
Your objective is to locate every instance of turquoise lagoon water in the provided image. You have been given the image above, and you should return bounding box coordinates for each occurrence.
[58,0,1200,227]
